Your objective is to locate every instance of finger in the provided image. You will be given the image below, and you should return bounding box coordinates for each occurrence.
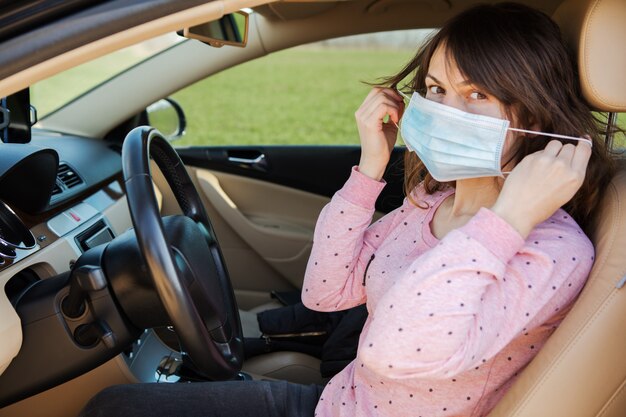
[363,98,402,122]
[542,140,563,157]
[379,104,401,125]
[360,92,395,115]
[368,93,403,110]
[356,89,388,119]
[389,104,405,129]
[363,88,403,109]
[397,101,405,120]
[571,138,593,172]
[364,102,401,126]
[363,87,383,103]
[357,88,385,114]
[380,88,404,103]
[556,143,576,164]
[381,94,406,118]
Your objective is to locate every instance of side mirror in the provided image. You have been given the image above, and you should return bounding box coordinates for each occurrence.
[180,10,249,48]
[146,98,186,142]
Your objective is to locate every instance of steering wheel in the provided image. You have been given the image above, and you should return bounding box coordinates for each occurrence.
[121,126,243,380]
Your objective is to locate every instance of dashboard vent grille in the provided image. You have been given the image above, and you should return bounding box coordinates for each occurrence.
[58,164,82,188]
[52,163,83,196]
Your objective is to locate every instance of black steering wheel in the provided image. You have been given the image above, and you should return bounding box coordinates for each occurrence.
[121,126,243,380]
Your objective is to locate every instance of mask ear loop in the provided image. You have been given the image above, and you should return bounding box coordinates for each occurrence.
[500,130,593,176]
[508,128,593,146]
[397,90,412,101]
[392,90,412,129]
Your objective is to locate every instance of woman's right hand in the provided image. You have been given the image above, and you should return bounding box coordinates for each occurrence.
[354,87,405,181]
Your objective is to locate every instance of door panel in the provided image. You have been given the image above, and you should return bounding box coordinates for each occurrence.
[170,146,405,310]
[195,169,323,286]
[176,146,406,213]
[196,170,322,260]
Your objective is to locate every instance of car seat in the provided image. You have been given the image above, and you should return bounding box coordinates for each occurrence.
[239,299,327,384]
[488,0,626,415]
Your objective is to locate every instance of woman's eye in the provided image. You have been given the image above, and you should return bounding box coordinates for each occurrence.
[428,85,445,95]
[469,91,487,100]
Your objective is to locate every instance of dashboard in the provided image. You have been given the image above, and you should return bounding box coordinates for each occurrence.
[0,128,186,411]
[0,130,131,376]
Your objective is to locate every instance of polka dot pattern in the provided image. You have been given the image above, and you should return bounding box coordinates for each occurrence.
[303,167,594,417]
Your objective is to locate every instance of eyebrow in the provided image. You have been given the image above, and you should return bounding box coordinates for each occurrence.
[426,73,472,88]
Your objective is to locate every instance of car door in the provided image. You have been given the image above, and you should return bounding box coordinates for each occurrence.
[147,42,414,309]
[150,144,405,310]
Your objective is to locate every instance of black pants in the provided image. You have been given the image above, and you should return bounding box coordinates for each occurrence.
[79,380,324,417]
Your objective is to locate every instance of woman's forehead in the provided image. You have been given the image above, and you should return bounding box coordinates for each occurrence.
[427,44,469,87]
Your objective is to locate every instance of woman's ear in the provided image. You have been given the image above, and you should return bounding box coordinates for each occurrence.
[522,108,542,132]
[528,120,541,132]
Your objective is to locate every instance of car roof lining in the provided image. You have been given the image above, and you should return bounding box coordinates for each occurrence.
[0,0,110,42]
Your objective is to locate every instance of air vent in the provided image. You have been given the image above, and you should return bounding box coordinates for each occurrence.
[52,163,83,196]
[58,164,82,188]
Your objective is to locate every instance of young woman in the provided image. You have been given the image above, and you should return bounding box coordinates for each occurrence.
[300,2,615,417]
[81,3,615,417]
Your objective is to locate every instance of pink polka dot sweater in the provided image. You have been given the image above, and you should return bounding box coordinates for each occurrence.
[302,166,594,417]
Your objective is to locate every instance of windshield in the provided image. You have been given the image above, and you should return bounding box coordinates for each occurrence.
[31,33,184,118]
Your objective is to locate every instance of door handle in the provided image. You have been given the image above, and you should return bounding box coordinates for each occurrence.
[227,152,268,172]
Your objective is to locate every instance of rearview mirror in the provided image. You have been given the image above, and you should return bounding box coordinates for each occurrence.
[181,11,249,48]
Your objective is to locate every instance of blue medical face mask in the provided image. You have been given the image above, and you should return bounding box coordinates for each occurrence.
[397,91,592,182]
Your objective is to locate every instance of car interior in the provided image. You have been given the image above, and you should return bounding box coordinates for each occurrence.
[0,0,624,416]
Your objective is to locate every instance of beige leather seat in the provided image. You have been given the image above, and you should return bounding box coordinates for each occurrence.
[245,1,626,411]
[489,0,626,415]
[241,300,327,384]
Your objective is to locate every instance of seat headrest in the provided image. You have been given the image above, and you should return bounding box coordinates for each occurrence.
[553,0,626,112]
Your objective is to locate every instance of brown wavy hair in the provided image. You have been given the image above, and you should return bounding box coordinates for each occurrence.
[377,2,616,232]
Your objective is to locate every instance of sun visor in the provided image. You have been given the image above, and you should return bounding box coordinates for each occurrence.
[0,145,58,214]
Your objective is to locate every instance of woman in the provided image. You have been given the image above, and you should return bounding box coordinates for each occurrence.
[81,3,615,417]
[300,2,615,417]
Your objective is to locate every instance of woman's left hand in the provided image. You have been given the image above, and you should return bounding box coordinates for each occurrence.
[491,139,592,238]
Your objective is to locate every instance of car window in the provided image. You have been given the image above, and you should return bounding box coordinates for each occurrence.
[171,30,435,147]
[616,113,626,148]
[31,33,185,118]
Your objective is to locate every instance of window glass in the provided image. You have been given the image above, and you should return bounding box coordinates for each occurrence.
[172,30,435,147]
[615,113,626,148]
[31,33,184,117]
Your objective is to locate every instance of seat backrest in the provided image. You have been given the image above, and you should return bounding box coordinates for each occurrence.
[489,1,626,416]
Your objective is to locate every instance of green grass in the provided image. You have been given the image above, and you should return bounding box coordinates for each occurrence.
[615,113,626,148]
[171,47,415,146]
